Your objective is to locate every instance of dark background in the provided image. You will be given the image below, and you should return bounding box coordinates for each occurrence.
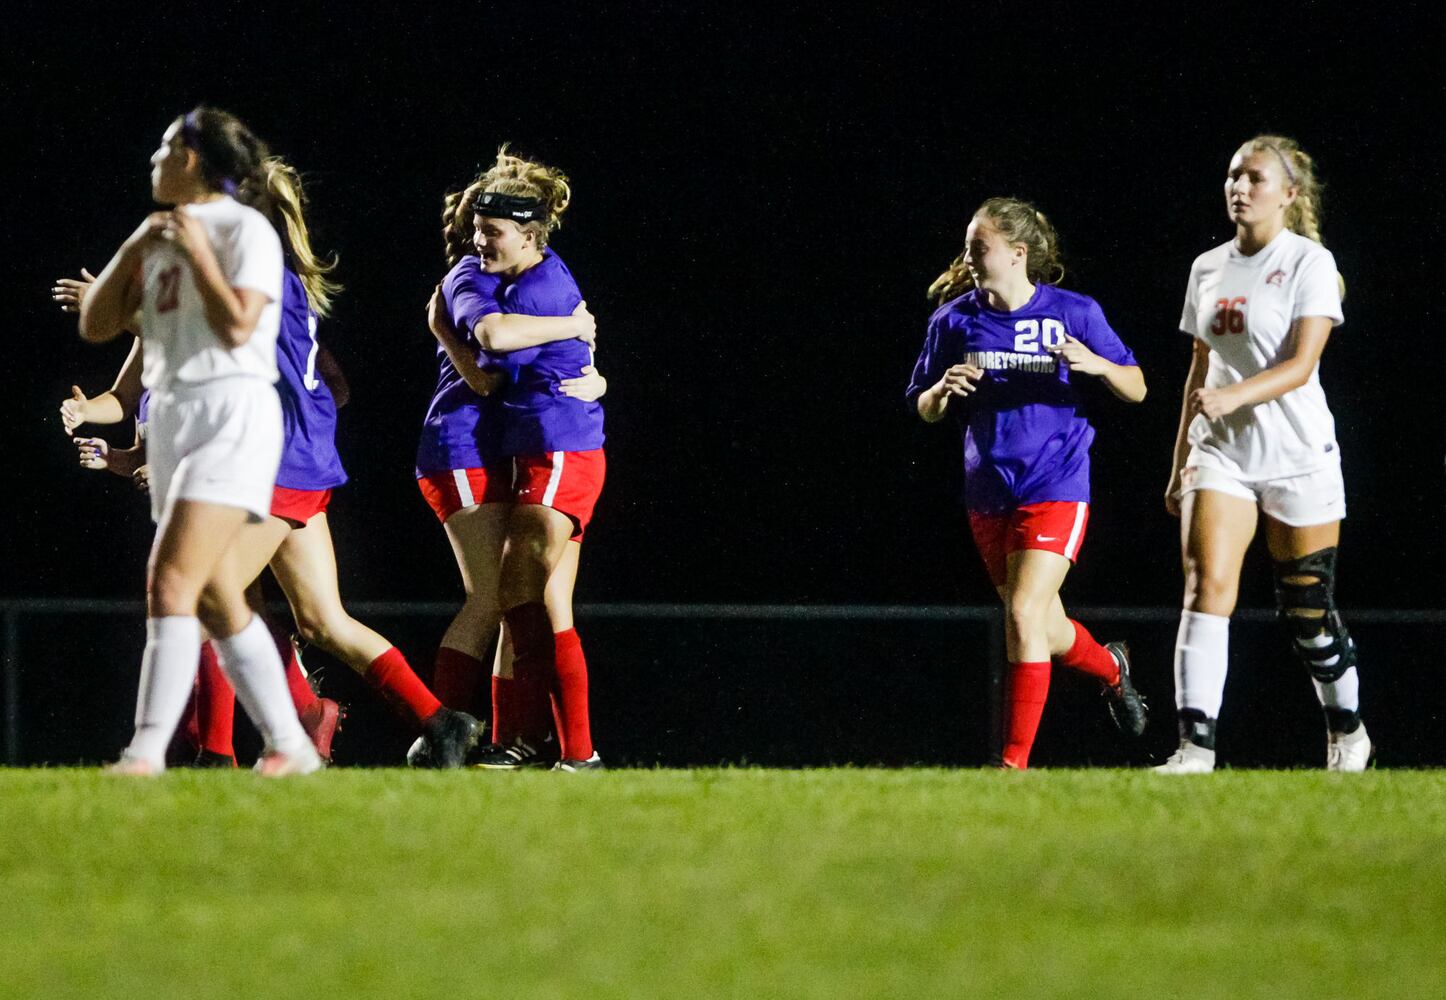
[6,4,1443,766]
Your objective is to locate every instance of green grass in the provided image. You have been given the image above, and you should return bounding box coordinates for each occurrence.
[2,769,1444,1000]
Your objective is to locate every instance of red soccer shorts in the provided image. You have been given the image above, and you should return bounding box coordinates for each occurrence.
[270,486,332,528]
[512,449,605,541]
[967,500,1090,588]
[416,467,511,523]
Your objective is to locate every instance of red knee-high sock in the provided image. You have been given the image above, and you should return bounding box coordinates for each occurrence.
[1058,620,1120,685]
[1002,660,1051,769]
[266,623,319,713]
[196,641,236,757]
[551,628,593,760]
[432,646,486,712]
[492,674,518,746]
[366,647,442,731]
[503,602,556,744]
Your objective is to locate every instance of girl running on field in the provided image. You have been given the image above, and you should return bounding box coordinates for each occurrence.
[906,197,1148,769]
[78,106,318,775]
[1158,135,1368,773]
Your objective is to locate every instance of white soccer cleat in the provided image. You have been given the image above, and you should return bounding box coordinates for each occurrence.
[105,753,162,777]
[1153,740,1216,774]
[254,744,324,777]
[1327,721,1373,772]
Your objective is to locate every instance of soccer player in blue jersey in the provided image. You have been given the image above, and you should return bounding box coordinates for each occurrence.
[907,197,1148,769]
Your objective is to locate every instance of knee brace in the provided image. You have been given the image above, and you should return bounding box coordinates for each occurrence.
[1273,547,1356,683]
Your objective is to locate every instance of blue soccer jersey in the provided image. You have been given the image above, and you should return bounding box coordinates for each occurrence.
[274,269,347,491]
[906,284,1137,514]
[486,250,606,456]
[415,256,511,473]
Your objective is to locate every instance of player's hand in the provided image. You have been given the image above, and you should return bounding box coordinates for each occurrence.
[60,385,90,434]
[75,436,110,471]
[1189,385,1241,421]
[560,365,607,402]
[52,269,98,314]
[123,212,172,252]
[426,284,454,340]
[1046,335,1109,375]
[133,464,151,493]
[161,207,209,260]
[571,301,597,348]
[938,363,985,399]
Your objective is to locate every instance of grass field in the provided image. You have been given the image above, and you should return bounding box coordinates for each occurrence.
[3,769,1444,1000]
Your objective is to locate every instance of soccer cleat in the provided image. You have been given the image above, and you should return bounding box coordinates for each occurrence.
[405,735,432,768]
[1153,740,1216,773]
[1102,641,1148,738]
[254,744,324,777]
[1327,720,1374,772]
[194,749,237,768]
[469,736,555,770]
[299,697,343,763]
[553,752,605,772]
[105,754,162,777]
[421,708,483,769]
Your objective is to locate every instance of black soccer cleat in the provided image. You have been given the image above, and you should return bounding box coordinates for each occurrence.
[421,708,483,769]
[1103,640,1148,738]
[194,749,237,769]
[468,736,556,770]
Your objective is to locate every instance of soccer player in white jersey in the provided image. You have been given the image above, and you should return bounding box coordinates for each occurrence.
[1159,135,1370,773]
[78,106,321,776]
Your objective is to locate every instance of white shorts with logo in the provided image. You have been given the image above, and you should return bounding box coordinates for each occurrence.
[1178,456,1346,527]
[146,377,283,524]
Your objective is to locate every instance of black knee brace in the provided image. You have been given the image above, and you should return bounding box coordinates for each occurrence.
[1273,547,1356,683]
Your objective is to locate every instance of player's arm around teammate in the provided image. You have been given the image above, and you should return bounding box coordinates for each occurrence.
[1158,135,1366,773]
[909,198,1148,769]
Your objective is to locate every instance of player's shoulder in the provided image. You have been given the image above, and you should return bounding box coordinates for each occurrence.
[444,255,501,294]
[1277,230,1336,270]
[929,289,980,326]
[528,249,581,292]
[1037,283,1100,313]
[1190,240,1232,273]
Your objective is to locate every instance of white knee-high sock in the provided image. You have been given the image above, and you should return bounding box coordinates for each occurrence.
[126,616,203,767]
[1174,610,1230,718]
[213,614,310,755]
[1313,665,1360,713]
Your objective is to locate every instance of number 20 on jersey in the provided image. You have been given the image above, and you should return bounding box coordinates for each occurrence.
[1211,297,1247,336]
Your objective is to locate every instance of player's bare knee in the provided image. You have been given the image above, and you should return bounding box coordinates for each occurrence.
[195,584,250,638]
[147,564,202,618]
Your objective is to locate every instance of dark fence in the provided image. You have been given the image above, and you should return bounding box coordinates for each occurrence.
[4,601,1443,768]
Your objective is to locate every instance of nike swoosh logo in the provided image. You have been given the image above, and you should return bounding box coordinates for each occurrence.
[1036,535,1058,542]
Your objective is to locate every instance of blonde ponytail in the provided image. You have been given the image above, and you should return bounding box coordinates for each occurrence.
[262,157,342,317]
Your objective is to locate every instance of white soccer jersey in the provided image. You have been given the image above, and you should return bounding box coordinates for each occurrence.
[1180,228,1344,480]
[139,196,283,391]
